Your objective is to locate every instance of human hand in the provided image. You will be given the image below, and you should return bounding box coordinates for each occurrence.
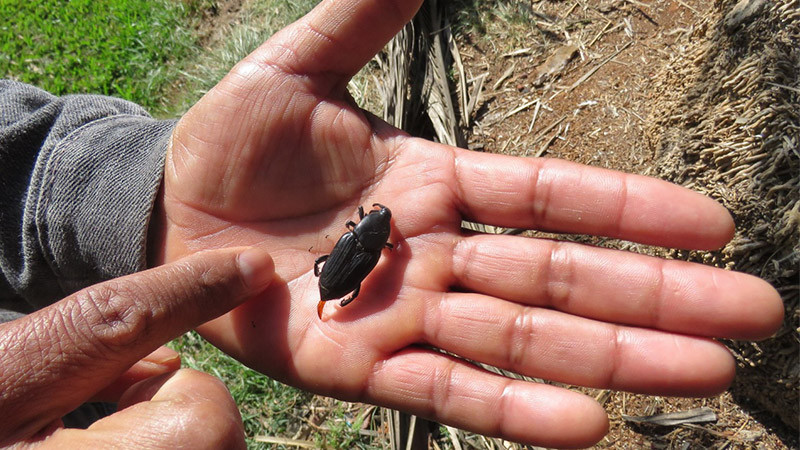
[0,248,274,448]
[155,0,784,447]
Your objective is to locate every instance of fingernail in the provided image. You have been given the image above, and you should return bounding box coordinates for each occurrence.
[143,346,181,366]
[237,247,274,291]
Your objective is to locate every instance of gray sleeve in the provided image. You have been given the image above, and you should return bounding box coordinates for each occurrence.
[0,80,176,313]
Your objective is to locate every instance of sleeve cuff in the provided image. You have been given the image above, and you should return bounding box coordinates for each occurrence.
[35,116,175,298]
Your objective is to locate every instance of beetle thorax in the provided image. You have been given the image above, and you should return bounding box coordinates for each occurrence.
[354,208,391,250]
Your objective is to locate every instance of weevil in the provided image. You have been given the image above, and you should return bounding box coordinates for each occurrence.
[314,203,393,318]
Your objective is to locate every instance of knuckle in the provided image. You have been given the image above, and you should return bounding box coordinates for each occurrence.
[450,236,474,284]
[60,252,245,357]
[508,308,537,371]
[544,241,574,309]
[604,325,625,388]
[67,281,150,352]
[495,380,515,437]
[528,159,550,224]
[428,359,457,418]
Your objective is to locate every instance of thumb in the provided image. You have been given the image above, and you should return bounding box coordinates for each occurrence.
[0,247,273,444]
[252,0,423,81]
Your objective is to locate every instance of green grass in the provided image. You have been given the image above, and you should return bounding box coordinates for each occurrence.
[448,0,558,53]
[0,0,201,113]
[170,331,384,449]
[168,0,321,115]
[168,332,315,448]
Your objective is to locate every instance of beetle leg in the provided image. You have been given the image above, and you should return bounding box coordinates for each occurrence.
[346,221,357,231]
[384,242,393,250]
[340,284,361,307]
[358,206,365,219]
[314,254,329,276]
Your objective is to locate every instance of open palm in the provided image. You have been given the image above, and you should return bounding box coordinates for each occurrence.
[153,0,783,446]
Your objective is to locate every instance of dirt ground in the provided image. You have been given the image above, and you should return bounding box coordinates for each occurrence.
[461,0,708,171]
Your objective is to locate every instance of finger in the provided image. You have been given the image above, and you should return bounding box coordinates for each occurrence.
[91,346,182,402]
[448,147,734,250]
[0,247,273,444]
[422,293,736,397]
[253,0,423,80]
[449,234,784,340]
[44,369,245,449]
[367,349,608,448]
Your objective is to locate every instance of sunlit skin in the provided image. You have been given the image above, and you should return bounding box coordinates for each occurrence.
[137,0,783,447]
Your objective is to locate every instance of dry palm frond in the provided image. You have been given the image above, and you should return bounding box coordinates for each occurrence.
[648,0,799,430]
[380,0,529,240]
[377,4,467,446]
[376,0,467,147]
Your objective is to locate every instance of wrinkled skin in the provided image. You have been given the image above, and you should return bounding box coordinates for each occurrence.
[0,248,274,448]
[145,0,784,447]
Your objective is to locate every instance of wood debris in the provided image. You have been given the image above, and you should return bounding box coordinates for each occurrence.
[532,44,580,87]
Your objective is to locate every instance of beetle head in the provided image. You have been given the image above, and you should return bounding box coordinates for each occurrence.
[354,204,392,250]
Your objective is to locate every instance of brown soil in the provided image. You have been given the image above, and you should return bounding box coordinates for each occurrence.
[463,0,691,171]
[192,0,248,48]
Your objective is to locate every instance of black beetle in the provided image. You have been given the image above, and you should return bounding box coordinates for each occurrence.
[314,203,393,318]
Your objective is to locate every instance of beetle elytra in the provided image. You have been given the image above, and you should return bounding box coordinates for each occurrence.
[314,204,393,318]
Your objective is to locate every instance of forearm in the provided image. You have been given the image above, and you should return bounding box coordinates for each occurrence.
[0,80,174,312]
